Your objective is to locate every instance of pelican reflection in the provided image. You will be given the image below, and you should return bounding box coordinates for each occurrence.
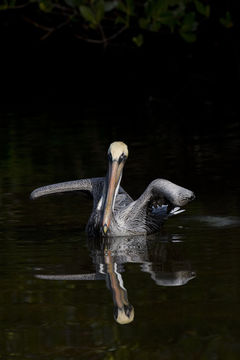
[36,234,196,324]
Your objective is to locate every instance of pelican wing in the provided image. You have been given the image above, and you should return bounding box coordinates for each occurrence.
[146,179,195,208]
[121,179,195,225]
[35,273,104,280]
[30,178,94,199]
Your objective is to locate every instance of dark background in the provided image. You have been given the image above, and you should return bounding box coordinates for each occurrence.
[1,4,240,206]
[0,3,239,114]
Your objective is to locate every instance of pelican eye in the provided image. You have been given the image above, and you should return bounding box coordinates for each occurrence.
[118,153,126,163]
[124,304,132,317]
[113,306,118,319]
[108,152,112,161]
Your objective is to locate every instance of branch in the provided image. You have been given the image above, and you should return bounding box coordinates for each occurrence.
[1,2,30,10]
[98,23,107,48]
[41,17,72,40]
[24,16,72,41]
[75,25,127,45]
[52,3,73,13]
[105,25,127,42]
[24,16,53,33]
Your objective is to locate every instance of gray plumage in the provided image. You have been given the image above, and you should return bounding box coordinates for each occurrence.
[30,142,195,237]
[35,273,103,280]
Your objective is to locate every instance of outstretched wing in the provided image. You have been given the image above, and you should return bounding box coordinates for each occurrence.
[30,177,132,210]
[30,178,96,199]
[120,179,195,233]
[146,179,195,217]
[35,273,104,280]
[148,179,195,207]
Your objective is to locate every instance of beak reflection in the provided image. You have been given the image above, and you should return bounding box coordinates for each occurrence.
[104,249,134,325]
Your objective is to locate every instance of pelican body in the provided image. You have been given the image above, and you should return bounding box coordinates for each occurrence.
[30,142,195,237]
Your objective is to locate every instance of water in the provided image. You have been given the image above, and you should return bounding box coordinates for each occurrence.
[0,101,240,359]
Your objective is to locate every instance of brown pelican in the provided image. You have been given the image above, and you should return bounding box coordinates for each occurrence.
[30,141,195,236]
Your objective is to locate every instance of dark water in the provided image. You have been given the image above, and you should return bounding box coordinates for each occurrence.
[0,100,240,359]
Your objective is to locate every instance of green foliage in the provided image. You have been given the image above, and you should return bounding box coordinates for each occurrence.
[179,11,198,42]
[79,5,97,26]
[116,0,135,27]
[0,0,233,45]
[104,0,118,12]
[194,0,210,17]
[220,11,233,28]
[132,33,143,47]
[0,0,15,9]
[79,0,104,28]
[38,0,53,12]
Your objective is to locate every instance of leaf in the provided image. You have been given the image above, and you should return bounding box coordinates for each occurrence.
[205,5,210,17]
[180,31,197,42]
[64,0,76,7]
[139,17,150,29]
[117,1,126,13]
[118,0,134,16]
[158,11,177,27]
[104,1,118,12]
[79,5,96,25]
[126,0,134,15]
[95,0,104,23]
[150,21,161,32]
[194,0,210,17]
[9,0,16,6]
[39,0,53,12]
[0,0,16,8]
[181,12,198,32]
[220,11,233,28]
[132,34,143,47]
[115,15,127,25]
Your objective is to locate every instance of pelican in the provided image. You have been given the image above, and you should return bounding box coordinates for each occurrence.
[30,141,195,236]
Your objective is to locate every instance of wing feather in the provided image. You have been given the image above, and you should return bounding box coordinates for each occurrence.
[148,179,195,207]
[121,178,195,223]
[30,179,93,199]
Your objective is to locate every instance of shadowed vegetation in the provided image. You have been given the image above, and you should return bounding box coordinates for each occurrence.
[0,0,234,45]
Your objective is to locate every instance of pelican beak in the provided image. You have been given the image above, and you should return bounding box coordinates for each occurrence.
[102,159,124,235]
[114,305,135,325]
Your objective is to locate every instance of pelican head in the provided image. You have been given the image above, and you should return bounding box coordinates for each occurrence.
[102,141,128,235]
[114,304,135,325]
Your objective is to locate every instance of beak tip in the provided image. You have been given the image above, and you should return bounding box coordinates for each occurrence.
[103,224,108,235]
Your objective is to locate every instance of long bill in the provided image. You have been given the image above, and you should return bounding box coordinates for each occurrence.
[102,160,123,235]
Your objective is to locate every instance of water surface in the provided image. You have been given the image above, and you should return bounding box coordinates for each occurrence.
[0,104,240,359]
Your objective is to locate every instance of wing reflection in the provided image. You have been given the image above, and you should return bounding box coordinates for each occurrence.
[36,234,196,324]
